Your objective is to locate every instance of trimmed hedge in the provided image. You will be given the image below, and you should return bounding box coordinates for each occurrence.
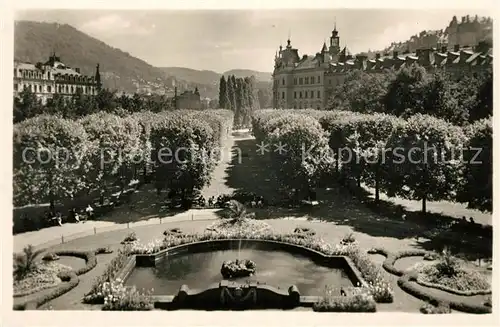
[369,247,492,314]
[367,247,428,276]
[53,250,98,276]
[398,273,491,314]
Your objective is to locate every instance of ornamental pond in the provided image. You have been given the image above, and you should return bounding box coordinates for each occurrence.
[124,247,354,296]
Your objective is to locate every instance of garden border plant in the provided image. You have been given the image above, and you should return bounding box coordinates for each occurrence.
[367,247,492,314]
[13,250,99,310]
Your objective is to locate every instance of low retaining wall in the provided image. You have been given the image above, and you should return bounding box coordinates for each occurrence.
[122,239,368,310]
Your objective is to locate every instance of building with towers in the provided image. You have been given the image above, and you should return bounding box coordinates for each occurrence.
[13,53,102,104]
[272,18,492,109]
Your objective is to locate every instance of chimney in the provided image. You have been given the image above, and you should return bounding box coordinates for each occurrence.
[375,53,381,60]
[393,51,399,59]
[454,44,460,52]
[75,68,80,73]
[441,46,447,54]
[418,49,432,66]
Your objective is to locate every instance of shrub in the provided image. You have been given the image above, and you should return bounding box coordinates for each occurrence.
[293,226,316,237]
[122,232,138,244]
[13,245,44,281]
[42,252,60,261]
[420,302,452,314]
[341,233,356,244]
[95,246,114,254]
[434,247,460,277]
[423,252,438,261]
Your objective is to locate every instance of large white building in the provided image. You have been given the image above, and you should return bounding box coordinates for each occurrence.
[14,53,102,104]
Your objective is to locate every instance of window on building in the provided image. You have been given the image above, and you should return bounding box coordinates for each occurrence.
[282,78,285,85]
[294,91,297,99]
[317,76,320,83]
[305,91,308,99]
[48,72,51,79]
[14,83,18,91]
[294,78,297,85]
[282,92,285,99]
[48,85,51,93]
[299,78,303,85]
[299,91,302,98]
[310,91,314,98]
[305,77,309,84]
[329,79,332,85]
[317,90,321,98]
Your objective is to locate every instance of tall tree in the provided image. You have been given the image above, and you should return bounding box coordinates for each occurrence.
[457,119,492,212]
[218,76,228,109]
[230,75,238,111]
[383,65,429,117]
[469,71,493,122]
[226,76,235,111]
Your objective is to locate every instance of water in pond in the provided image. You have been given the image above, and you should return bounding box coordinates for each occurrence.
[125,249,353,296]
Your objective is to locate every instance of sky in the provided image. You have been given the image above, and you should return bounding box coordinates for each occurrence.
[15,9,491,73]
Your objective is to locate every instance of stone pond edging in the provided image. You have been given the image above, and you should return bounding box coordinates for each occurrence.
[113,239,369,310]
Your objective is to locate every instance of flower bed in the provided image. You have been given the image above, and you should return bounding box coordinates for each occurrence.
[84,248,131,304]
[415,264,491,296]
[100,280,153,311]
[14,250,100,310]
[205,219,272,234]
[398,272,491,314]
[313,287,376,312]
[14,262,72,297]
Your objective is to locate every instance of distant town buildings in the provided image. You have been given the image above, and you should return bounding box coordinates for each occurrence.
[174,87,202,109]
[13,53,102,104]
[272,15,493,109]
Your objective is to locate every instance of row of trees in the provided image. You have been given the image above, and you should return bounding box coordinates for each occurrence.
[218,75,259,127]
[13,88,179,124]
[13,109,234,208]
[327,66,493,126]
[252,109,492,213]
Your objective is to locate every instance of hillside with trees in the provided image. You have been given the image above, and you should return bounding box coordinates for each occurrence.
[14,21,273,100]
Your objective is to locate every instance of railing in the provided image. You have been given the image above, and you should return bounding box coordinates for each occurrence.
[14,210,219,252]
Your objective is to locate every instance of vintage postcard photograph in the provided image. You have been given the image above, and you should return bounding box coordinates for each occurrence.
[3,0,498,325]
